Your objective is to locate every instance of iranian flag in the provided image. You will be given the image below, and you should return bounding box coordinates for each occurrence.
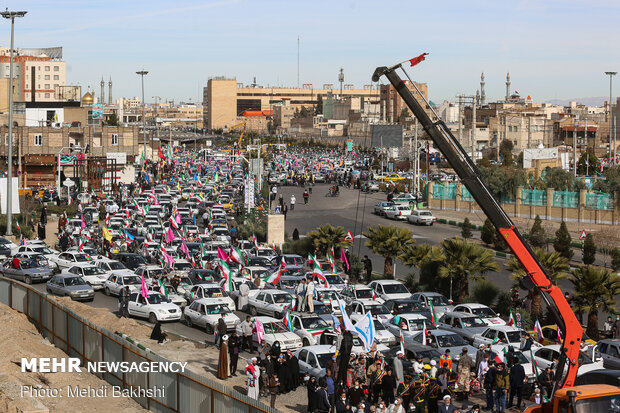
[307,253,316,265]
[230,247,246,266]
[158,279,168,298]
[508,310,515,326]
[327,248,336,272]
[219,259,233,291]
[252,234,259,250]
[312,264,329,288]
[280,256,286,269]
[428,300,437,326]
[422,321,428,345]
[265,268,282,285]
[169,216,179,230]
[491,337,500,345]
[399,330,405,354]
[15,219,21,232]
[534,319,544,344]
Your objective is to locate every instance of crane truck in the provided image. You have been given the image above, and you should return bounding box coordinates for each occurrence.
[372,63,620,413]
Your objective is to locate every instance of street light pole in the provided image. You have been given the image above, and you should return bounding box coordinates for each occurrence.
[136,70,148,162]
[605,72,617,164]
[1,10,27,236]
[152,95,161,144]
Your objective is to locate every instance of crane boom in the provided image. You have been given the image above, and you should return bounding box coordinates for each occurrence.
[372,64,583,390]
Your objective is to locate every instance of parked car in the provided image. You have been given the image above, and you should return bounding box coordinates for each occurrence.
[184,283,236,310]
[46,273,94,301]
[290,313,333,346]
[410,292,453,318]
[407,210,437,226]
[248,290,294,318]
[382,299,431,319]
[103,273,142,296]
[122,292,181,323]
[595,339,620,369]
[348,301,393,324]
[374,202,396,216]
[218,277,260,310]
[473,326,530,350]
[368,280,411,302]
[341,285,381,305]
[111,252,148,271]
[574,369,620,387]
[1,256,53,284]
[50,251,93,270]
[14,243,60,273]
[452,303,505,326]
[411,329,477,358]
[94,258,136,277]
[385,313,431,340]
[235,316,302,351]
[183,298,240,333]
[65,264,108,290]
[528,344,603,376]
[294,345,335,379]
[437,311,489,344]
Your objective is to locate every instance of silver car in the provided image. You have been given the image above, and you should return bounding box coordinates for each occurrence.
[437,311,489,344]
[46,274,95,301]
[1,257,53,284]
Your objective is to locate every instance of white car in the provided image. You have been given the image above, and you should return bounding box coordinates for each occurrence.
[236,316,302,351]
[185,283,236,311]
[134,265,166,286]
[385,313,431,340]
[452,303,506,326]
[65,264,108,290]
[385,205,412,220]
[348,300,393,324]
[183,298,240,333]
[350,314,397,346]
[314,287,343,315]
[103,273,142,296]
[410,292,453,318]
[218,277,260,309]
[408,210,436,226]
[340,285,382,305]
[290,313,333,346]
[14,243,60,272]
[122,292,181,323]
[528,344,603,377]
[50,251,92,270]
[94,258,136,277]
[295,345,335,378]
[248,290,294,318]
[473,326,532,350]
[368,280,411,301]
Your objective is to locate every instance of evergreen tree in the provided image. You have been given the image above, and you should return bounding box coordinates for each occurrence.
[461,217,473,239]
[481,218,496,245]
[612,248,620,272]
[554,221,573,260]
[529,215,547,248]
[582,233,596,265]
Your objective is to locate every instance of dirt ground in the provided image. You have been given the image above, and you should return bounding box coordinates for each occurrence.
[0,303,147,413]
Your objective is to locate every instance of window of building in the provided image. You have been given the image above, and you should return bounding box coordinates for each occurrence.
[34,134,42,146]
[4,133,7,145]
[45,75,50,80]
[54,75,59,80]
[54,84,58,89]
[54,66,59,71]
[111,134,119,145]
[508,126,513,132]
[45,66,50,71]
[44,84,50,89]
[514,126,518,132]
[45,93,50,98]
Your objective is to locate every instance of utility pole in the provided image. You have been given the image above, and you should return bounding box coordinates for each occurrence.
[527,116,532,149]
[152,96,161,143]
[605,72,617,164]
[136,70,148,162]
[573,116,578,177]
[297,36,300,89]
[1,10,27,236]
[471,95,477,160]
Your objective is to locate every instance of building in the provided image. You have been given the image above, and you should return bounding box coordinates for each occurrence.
[379,81,431,123]
[0,47,66,102]
[203,77,379,131]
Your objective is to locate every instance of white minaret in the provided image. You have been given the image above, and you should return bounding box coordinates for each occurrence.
[505,72,511,101]
[100,77,105,105]
[480,72,486,106]
[108,77,112,105]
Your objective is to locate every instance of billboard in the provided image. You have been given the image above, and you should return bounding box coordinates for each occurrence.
[0,177,20,214]
[370,125,403,148]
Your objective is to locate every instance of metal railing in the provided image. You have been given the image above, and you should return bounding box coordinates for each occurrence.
[0,277,277,413]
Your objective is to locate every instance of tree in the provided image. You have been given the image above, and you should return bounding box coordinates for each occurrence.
[570,266,620,340]
[399,108,410,122]
[438,238,500,302]
[106,112,119,126]
[399,243,447,295]
[577,152,600,176]
[529,215,547,248]
[481,218,496,245]
[506,248,569,319]
[612,248,620,271]
[307,224,351,256]
[499,139,514,166]
[461,218,473,239]
[543,167,577,191]
[582,233,596,265]
[364,225,414,276]
[316,95,323,115]
[595,165,620,194]
[480,166,527,200]
[554,221,573,260]
[471,279,500,307]
[299,106,310,118]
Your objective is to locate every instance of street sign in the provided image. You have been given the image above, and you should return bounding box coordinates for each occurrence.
[63,180,75,187]
[579,229,587,241]
[345,230,354,241]
[274,206,281,214]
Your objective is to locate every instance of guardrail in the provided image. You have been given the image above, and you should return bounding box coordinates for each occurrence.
[0,277,277,413]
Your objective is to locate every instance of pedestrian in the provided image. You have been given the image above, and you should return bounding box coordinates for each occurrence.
[325,369,336,409]
[305,278,315,313]
[316,378,331,413]
[268,373,279,408]
[246,358,260,400]
[614,314,620,339]
[228,331,241,376]
[217,335,230,380]
[494,362,510,413]
[239,281,250,312]
[40,206,47,225]
[296,279,307,312]
[348,379,364,410]
[438,395,457,413]
[290,195,296,210]
[457,347,473,401]
[283,203,288,220]
[118,286,130,318]
[307,375,319,413]
[538,366,554,400]
[604,316,614,338]
[240,315,254,352]
[303,189,309,204]
[439,350,452,372]
[482,361,496,411]
[215,313,227,348]
[508,356,526,409]
[362,255,372,282]
[382,368,396,406]
[520,332,534,351]
[149,321,168,344]
[393,351,405,386]
[335,391,351,413]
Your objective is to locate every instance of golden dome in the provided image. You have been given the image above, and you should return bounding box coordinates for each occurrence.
[82,91,94,106]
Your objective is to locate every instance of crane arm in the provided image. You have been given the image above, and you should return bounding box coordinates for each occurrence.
[372,65,582,390]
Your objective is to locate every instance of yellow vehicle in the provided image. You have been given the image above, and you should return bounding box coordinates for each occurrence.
[529,325,597,346]
[18,188,33,196]
[376,173,406,182]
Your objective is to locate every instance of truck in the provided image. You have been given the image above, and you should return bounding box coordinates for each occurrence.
[373,62,620,412]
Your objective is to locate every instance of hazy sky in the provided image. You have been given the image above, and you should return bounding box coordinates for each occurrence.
[5,0,620,104]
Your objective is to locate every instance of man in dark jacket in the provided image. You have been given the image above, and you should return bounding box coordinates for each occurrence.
[508,356,526,409]
[118,286,130,318]
[362,255,372,282]
[482,361,496,411]
[215,313,227,349]
[316,378,331,413]
[335,391,351,413]
[347,379,364,408]
[228,331,241,376]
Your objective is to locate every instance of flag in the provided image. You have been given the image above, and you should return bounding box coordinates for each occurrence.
[340,249,350,271]
[166,226,175,243]
[353,311,375,352]
[230,247,246,266]
[409,53,429,67]
[422,321,428,346]
[332,315,342,334]
[158,147,165,159]
[399,330,405,354]
[336,298,355,332]
[530,348,540,381]
[312,263,329,288]
[508,310,515,326]
[161,247,176,267]
[217,247,229,262]
[388,180,397,188]
[69,196,73,206]
[81,215,86,230]
[158,279,168,298]
[265,268,282,285]
[123,230,135,244]
[15,219,20,231]
[168,216,179,230]
[280,256,286,269]
[219,259,233,291]
[557,327,562,343]
[283,309,294,332]
[491,337,500,345]
[252,234,259,250]
[428,300,437,326]
[180,242,190,257]
[140,275,149,299]
[307,253,315,265]
[534,319,544,344]
[102,226,113,242]
[327,248,336,272]
[78,239,84,252]
[256,320,264,344]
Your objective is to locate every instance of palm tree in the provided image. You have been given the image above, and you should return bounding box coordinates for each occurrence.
[307,224,351,256]
[364,225,414,276]
[570,267,620,340]
[438,238,500,302]
[399,243,445,293]
[506,248,569,319]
